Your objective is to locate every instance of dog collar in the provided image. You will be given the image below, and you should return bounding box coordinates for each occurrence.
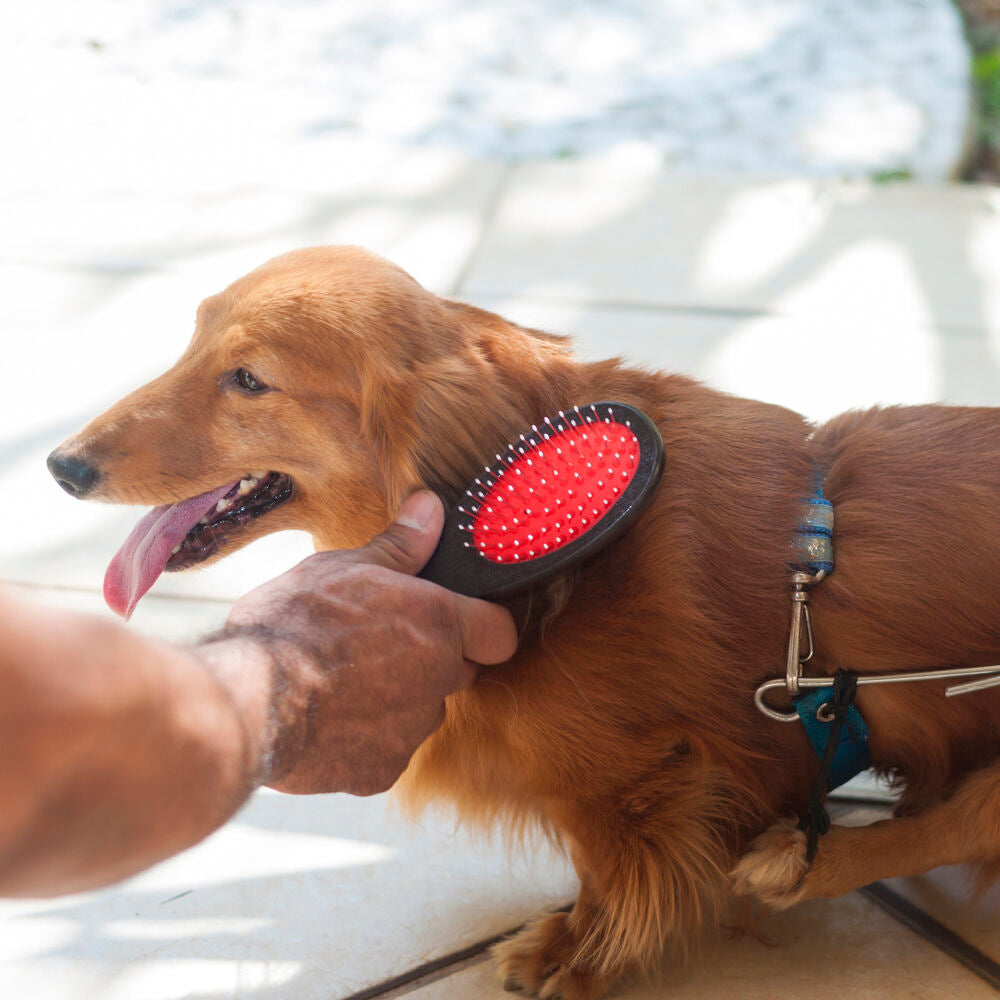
[791,482,834,576]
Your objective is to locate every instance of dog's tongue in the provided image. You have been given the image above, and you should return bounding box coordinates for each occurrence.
[104,483,234,619]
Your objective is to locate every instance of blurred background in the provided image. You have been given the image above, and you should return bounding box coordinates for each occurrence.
[3,2,1000,998]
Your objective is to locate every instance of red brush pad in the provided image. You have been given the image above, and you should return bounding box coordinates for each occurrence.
[471,418,640,563]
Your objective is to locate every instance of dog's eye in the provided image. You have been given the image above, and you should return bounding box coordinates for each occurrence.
[234,368,267,393]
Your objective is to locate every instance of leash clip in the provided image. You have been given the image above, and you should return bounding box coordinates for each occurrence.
[754,570,826,722]
[784,569,823,697]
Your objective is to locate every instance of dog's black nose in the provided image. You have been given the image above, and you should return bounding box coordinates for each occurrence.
[47,450,99,498]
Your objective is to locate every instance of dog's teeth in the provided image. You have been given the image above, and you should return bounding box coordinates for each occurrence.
[171,544,181,554]
[216,498,232,513]
[237,478,256,496]
[199,516,209,525]
[251,470,267,479]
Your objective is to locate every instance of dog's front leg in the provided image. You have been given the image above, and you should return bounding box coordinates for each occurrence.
[492,875,619,1000]
[494,777,734,999]
[733,758,1000,908]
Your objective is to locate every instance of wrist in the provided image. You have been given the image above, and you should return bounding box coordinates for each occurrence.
[193,627,315,787]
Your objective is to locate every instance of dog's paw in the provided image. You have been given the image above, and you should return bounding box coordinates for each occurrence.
[730,817,809,910]
[493,911,615,1000]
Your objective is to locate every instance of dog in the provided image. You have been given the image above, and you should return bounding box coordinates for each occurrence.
[48,246,1000,998]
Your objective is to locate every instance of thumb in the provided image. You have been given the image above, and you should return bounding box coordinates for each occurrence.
[351,491,445,576]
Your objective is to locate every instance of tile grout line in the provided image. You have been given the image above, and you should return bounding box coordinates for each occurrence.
[5,578,236,607]
[346,948,492,1000]
[458,290,997,340]
[860,881,1000,989]
[337,903,574,1000]
[447,160,516,300]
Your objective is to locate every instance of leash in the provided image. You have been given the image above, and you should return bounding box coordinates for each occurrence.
[796,670,864,862]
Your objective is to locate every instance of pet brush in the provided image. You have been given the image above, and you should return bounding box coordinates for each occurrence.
[419,401,664,600]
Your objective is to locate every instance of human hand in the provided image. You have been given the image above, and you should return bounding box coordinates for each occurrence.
[221,491,518,795]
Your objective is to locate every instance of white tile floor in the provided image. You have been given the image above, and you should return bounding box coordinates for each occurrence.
[4,158,1000,997]
[0,770,575,1000]
[405,894,1000,1000]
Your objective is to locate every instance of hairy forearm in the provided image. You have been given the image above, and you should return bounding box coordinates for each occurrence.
[0,590,275,896]
[0,493,516,895]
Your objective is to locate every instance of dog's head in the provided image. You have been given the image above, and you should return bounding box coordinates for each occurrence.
[48,246,574,616]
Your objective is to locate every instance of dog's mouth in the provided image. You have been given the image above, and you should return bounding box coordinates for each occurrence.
[103,471,294,619]
[165,472,294,571]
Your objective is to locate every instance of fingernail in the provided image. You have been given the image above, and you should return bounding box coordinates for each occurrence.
[396,490,438,530]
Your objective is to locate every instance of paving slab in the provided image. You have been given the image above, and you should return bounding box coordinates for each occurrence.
[885,865,1000,967]
[472,294,1000,425]
[463,168,1000,335]
[0,146,503,293]
[7,584,231,645]
[0,789,575,1000]
[408,892,992,999]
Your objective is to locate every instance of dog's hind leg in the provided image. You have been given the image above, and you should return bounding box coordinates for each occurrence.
[732,758,1000,908]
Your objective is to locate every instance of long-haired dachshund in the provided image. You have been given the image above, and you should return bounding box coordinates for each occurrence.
[48,246,1000,998]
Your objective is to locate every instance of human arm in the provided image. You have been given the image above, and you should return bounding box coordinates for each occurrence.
[0,492,517,896]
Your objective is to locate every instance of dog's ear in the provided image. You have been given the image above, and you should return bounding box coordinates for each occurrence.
[354,288,471,511]
[358,357,424,512]
[358,295,578,514]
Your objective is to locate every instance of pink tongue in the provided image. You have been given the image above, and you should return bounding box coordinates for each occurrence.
[104,483,235,619]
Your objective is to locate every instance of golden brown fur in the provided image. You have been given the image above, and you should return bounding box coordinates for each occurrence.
[52,247,1000,998]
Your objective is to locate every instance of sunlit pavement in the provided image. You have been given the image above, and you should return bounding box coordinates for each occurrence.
[4,1,1000,998]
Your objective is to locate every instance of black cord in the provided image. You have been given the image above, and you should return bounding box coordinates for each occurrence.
[797,670,860,863]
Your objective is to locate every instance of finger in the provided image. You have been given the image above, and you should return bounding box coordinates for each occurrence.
[449,594,519,665]
[346,491,445,576]
[453,660,479,691]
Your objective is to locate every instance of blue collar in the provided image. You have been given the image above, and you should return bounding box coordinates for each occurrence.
[789,479,871,790]
[791,479,834,576]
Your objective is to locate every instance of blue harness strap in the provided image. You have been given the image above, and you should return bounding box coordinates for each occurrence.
[794,685,872,790]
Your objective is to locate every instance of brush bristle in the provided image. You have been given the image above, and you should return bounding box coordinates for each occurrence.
[462,405,640,563]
